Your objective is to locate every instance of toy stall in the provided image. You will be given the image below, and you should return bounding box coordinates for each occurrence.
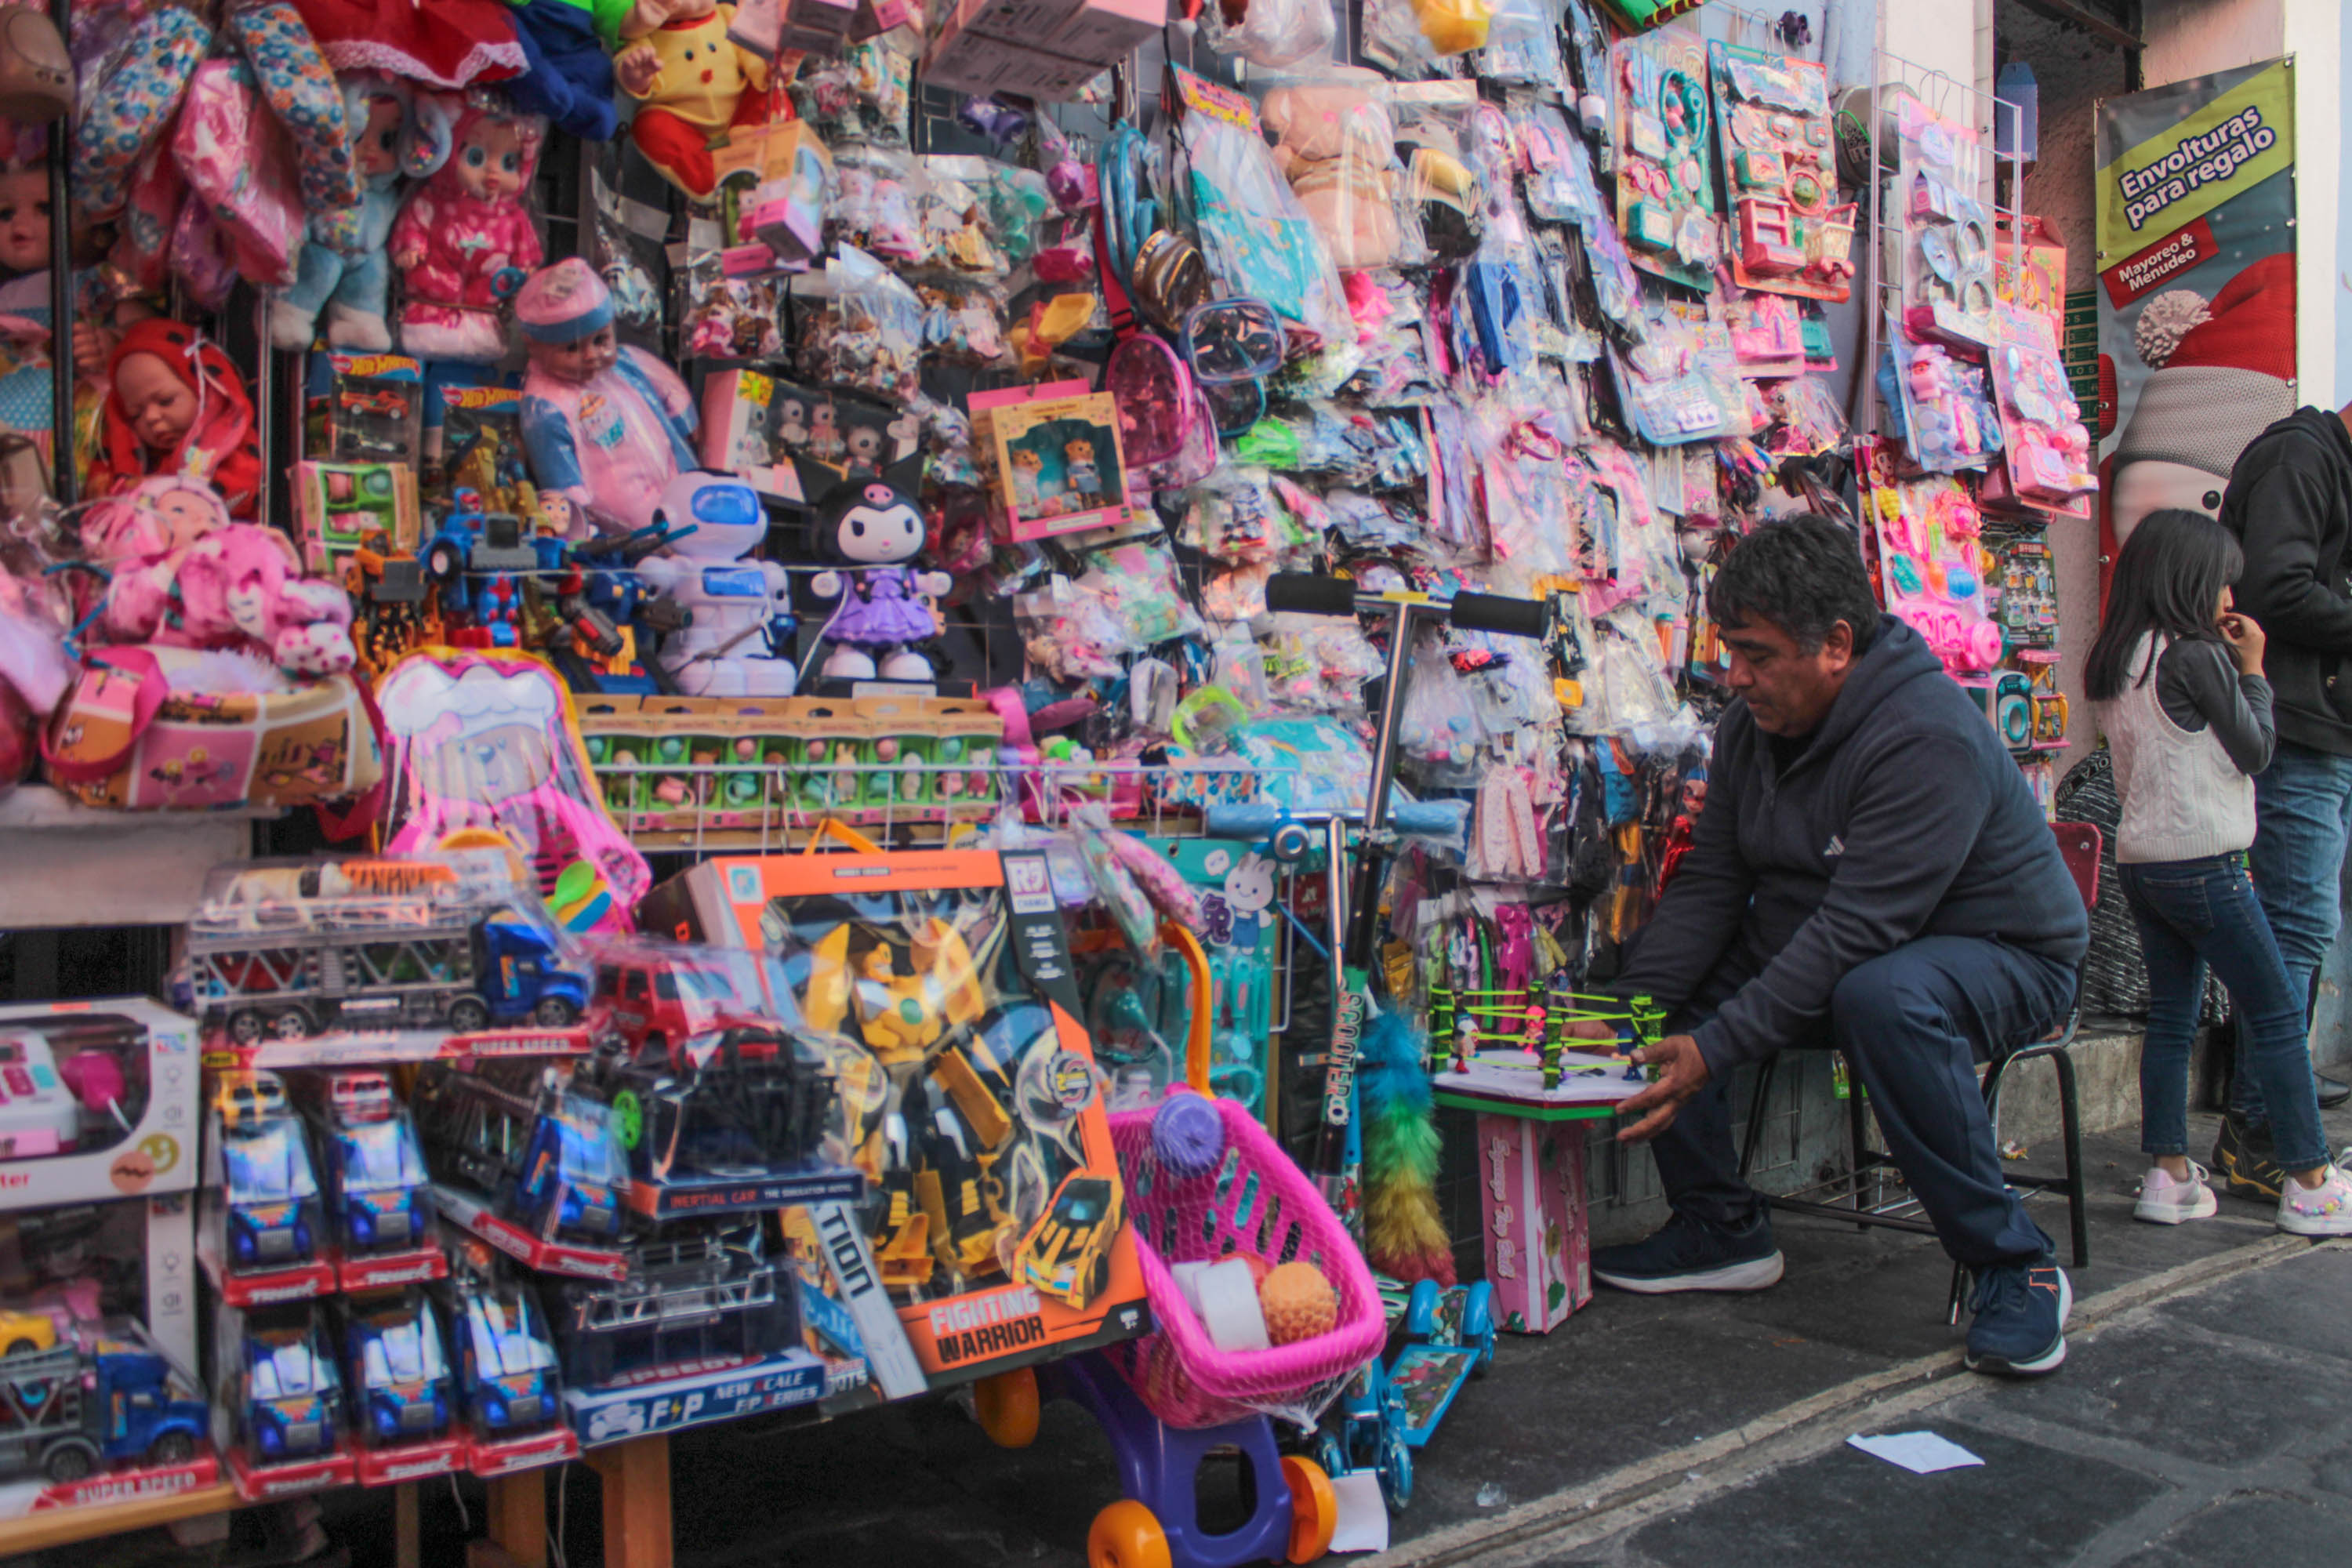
[0,0,2094,1559]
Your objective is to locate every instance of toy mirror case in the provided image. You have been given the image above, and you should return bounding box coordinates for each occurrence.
[640,847,1148,1386]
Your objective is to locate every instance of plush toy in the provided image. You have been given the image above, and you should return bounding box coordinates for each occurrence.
[1358,1005,1456,1287]
[223,2,358,215]
[798,457,949,681]
[70,5,212,224]
[270,74,412,351]
[389,99,545,362]
[503,0,626,141]
[171,59,307,289]
[633,470,796,695]
[87,320,263,517]
[1261,70,1402,273]
[514,258,697,537]
[613,0,770,198]
[101,510,356,678]
[288,0,525,89]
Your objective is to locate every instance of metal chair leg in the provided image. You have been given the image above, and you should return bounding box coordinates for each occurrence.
[1737,1054,1779,1179]
[2052,1047,2089,1268]
[1843,1053,1873,1228]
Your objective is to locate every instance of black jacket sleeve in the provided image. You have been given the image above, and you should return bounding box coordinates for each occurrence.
[2155,638,2275,775]
[2234,459,2352,655]
[1613,720,1755,1011]
[1688,735,1985,1075]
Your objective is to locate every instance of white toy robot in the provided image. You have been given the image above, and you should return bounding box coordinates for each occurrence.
[633,470,797,696]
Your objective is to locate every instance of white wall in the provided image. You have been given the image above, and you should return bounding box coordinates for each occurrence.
[2282,0,2342,409]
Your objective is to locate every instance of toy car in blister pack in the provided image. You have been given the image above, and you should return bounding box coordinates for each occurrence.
[1612,25,1719,290]
[340,1287,456,1450]
[548,1220,795,1387]
[304,353,424,468]
[295,1069,437,1262]
[436,386,534,517]
[414,1062,630,1253]
[209,1071,325,1279]
[183,855,594,1053]
[230,1304,346,1471]
[0,1316,212,1495]
[444,1248,568,1444]
[1708,42,1853,301]
[636,848,1149,1386]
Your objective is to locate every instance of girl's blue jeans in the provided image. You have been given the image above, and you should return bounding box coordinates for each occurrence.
[2120,854,2329,1173]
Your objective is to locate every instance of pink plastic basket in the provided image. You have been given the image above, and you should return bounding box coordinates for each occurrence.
[1103,1093,1386,1430]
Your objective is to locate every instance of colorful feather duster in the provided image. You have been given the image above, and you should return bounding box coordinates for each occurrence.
[1358,1007,1457,1286]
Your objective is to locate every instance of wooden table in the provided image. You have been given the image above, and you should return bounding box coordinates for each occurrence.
[475,1437,671,1568]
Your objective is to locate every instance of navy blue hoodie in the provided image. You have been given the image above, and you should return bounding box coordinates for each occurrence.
[1618,615,2088,1073]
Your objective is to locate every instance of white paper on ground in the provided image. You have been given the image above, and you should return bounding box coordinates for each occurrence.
[1328,1469,1391,1553]
[1846,1431,1985,1475]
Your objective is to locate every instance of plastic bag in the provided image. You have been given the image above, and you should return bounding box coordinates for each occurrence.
[1201,0,1334,70]
[1176,96,1347,348]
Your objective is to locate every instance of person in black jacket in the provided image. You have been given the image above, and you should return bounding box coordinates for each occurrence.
[1581,517,2089,1377]
[2214,404,2352,1200]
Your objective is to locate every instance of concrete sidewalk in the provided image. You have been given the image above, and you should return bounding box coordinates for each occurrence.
[618,1106,2342,1568]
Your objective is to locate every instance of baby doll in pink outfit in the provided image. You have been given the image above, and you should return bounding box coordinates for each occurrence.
[390,100,546,361]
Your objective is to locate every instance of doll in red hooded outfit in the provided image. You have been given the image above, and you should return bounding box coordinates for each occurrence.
[85,319,262,518]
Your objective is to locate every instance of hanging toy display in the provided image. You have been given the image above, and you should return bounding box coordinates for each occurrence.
[1612,26,1718,291]
[1708,41,1853,301]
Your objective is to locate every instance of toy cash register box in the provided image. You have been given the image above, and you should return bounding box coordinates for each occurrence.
[639,839,1148,1387]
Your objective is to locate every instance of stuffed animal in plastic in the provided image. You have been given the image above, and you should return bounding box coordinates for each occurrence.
[632,470,796,696]
[86,320,263,517]
[514,258,696,538]
[612,0,769,198]
[1261,71,1401,273]
[103,519,356,677]
[171,58,307,289]
[270,74,412,350]
[798,457,949,681]
[389,98,545,362]
[71,5,211,224]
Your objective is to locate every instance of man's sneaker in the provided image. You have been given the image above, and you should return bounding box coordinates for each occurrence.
[2134,1161,2219,1225]
[1592,1210,1784,1294]
[2212,1116,2286,1202]
[1963,1258,2071,1377]
[2276,1163,2352,1236]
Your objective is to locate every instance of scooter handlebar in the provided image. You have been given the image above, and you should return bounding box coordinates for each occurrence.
[1261,574,1548,638]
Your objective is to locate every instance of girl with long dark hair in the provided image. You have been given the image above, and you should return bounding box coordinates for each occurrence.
[2088,508,2351,1233]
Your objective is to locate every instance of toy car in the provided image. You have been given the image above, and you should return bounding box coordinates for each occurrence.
[346,1295,454,1446]
[515,1094,627,1243]
[325,1105,434,1254]
[1017,1174,1121,1310]
[328,1071,394,1125]
[222,1117,321,1270]
[455,1277,561,1435]
[611,1025,837,1182]
[214,1071,291,1131]
[590,949,776,1058]
[0,1310,56,1359]
[244,1319,343,1462]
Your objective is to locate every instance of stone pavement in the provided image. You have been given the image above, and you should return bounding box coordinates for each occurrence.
[1453,1241,2352,1568]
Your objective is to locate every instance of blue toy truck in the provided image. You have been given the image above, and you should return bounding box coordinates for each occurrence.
[187,860,591,1044]
[454,1276,562,1435]
[0,1341,209,1484]
[345,1294,455,1446]
[243,1317,344,1464]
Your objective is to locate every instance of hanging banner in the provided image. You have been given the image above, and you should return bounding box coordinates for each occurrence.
[2095,56,2296,579]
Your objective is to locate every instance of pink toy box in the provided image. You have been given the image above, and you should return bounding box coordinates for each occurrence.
[1475,1115,1592,1334]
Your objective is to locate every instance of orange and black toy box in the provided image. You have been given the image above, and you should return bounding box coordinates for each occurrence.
[642,847,1150,1388]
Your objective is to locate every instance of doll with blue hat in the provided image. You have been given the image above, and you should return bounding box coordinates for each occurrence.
[515,256,697,539]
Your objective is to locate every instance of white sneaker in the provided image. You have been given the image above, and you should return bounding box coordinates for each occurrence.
[2276,1164,2352,1236]
[2134,1161,2218,1224]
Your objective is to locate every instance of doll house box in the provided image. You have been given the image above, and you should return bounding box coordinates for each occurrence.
[640,848,1149,1388]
